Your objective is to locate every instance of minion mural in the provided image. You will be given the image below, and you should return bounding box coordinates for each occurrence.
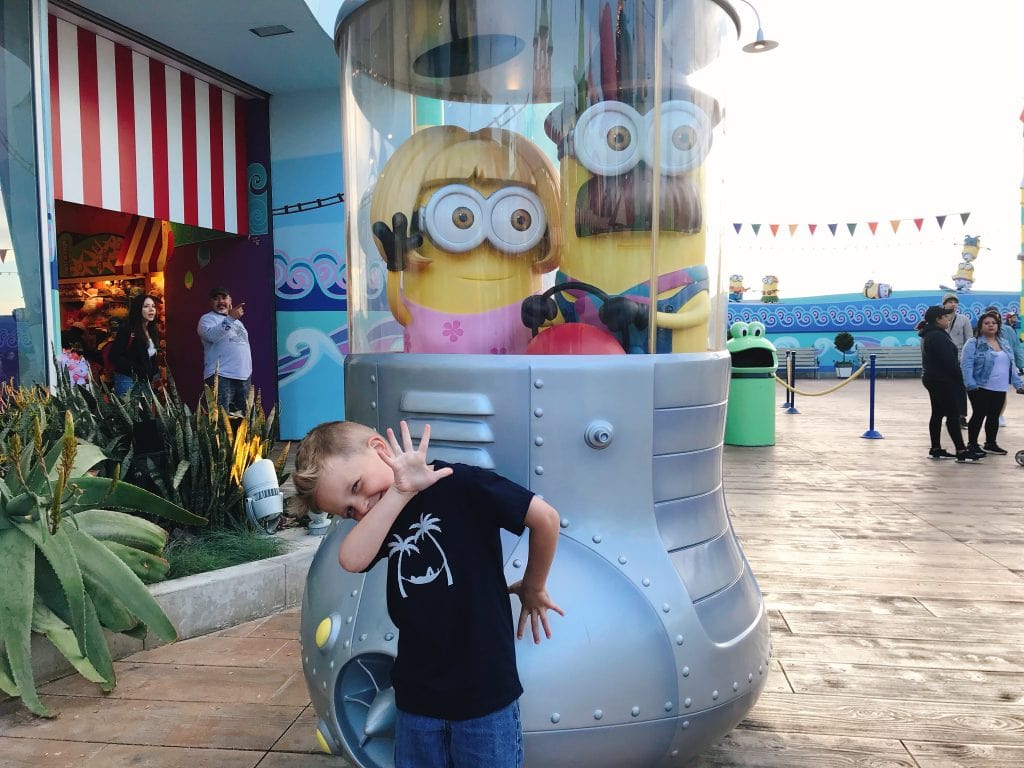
[302,2,770,767]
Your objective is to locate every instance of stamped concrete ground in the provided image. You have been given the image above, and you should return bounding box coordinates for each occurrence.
[2,377,1024,767]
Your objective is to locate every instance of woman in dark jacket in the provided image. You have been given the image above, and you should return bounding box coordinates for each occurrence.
[111,294,161,396]
[919,304,984,462]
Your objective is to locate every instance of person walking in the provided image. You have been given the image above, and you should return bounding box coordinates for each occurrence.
[961,309,1024,456]
[110,294,161,396]
[941,293,972,427]
[919,305,983,462]
[197,286,252,415]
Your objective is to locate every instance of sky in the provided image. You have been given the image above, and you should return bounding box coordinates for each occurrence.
[722,0,1024,299]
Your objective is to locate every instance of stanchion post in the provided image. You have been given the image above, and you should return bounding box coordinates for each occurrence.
[781,351,793,409]
[786,351,800,415]
[861,353,883,439]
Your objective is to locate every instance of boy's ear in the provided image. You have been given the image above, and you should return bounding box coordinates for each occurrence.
[368,434,391,459]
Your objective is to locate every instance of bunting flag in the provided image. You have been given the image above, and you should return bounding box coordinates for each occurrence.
[0,250,7,264]
[114,215,174,275]
[728,211,972,237]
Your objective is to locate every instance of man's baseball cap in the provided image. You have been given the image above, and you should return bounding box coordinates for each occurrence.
[941,293,959,305]
[924,305,955,324]
[209,286,230,298]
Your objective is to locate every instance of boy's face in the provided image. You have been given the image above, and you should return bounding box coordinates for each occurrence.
[313,442,394,521]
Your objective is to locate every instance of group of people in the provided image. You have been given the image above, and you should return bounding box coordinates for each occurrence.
[920,292,1024,462]
[102,286,252,415]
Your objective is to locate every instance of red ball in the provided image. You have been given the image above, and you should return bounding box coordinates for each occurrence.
[526,324,626,355]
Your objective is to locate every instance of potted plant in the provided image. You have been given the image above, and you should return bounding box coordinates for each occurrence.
[834,332,856,378]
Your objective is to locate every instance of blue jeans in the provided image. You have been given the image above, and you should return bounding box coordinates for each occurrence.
[113,373,135,397]
[204,374,250,413]
[395,701,523,768]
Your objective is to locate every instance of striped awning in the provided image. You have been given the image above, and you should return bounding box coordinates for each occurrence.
[115,215,174,275]
[48,14,249,234]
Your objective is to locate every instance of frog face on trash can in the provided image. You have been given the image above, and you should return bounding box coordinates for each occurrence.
[727,321,777,371]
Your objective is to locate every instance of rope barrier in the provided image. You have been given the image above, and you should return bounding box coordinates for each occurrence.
[774,361,869,396]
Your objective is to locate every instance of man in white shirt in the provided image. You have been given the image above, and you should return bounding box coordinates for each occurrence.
[197,287,252,415]
[942,293,972,427]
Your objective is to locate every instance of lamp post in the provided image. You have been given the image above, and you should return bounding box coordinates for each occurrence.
[1018,105,1024,334]
[733,0,779,53]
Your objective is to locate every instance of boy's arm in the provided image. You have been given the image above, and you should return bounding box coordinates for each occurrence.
[338,485,416,572]
[338,421,452,573]
[508,495,564,644]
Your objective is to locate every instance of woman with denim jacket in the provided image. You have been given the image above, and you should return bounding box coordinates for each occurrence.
[962,310,1024,455]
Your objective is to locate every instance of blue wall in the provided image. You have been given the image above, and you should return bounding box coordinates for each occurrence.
[728,290,1021,370]
[270,88,347,440]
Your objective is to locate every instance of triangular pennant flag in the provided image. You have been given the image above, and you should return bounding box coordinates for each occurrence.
[847,223,857,236]
[788,224,798,236]
[890,220,901,233]
[914,218,924,231]
[751,223,761,236]
[828,223,838,236]
[769,224,779,237]
[808,224,817,235]
[0,249,7,264]
[936,215,947,229]
[868,222,878,235]
[960,212,970,225]
[732,223,743,234]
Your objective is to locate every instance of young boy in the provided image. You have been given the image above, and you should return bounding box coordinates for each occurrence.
[292,420,563,768]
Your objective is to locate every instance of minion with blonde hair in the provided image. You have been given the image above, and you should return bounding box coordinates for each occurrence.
[370,125,560,354]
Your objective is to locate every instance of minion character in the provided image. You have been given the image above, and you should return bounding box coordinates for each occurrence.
[961,235,981,261]
[521,12,718,354]
[370,126,560,354]
[728,275,749,302]
[863,280,879,300]
[952,261,974,292]
[761,275,780,303]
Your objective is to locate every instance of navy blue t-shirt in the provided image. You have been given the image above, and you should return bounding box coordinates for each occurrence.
[373,461,533,720]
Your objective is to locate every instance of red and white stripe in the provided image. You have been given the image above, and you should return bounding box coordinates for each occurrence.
[49,15,248,234]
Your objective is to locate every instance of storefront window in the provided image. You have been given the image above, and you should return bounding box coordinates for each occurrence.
[0,0,48,387]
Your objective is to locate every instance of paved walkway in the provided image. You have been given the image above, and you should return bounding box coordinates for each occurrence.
[3,376,1024,767]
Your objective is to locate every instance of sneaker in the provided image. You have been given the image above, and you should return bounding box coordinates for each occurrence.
[956,449,982,463]
[928,448,957,460]
[983,442,1008,455]
[959,416,968,428]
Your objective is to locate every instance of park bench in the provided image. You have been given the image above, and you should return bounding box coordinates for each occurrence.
[862,346,922,377]
[776,347,819,379]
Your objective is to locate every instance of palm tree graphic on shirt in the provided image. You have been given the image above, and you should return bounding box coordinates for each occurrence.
[387,513,453,599]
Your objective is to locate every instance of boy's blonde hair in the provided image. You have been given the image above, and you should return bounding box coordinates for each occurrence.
[290,421,378,517]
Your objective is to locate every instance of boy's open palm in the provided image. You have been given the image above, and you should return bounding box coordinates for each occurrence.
[381,421,453,493]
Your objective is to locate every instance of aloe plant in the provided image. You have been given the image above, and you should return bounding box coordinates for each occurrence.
[50,368,288,529]
[0,410,205,717]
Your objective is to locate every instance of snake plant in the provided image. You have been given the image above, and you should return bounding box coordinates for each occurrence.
[0,410,205,717]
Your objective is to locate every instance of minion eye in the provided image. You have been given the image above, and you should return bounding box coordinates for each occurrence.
[573,102,643,176]
[421,184,486,253]
[452,207,475,230]
[606,125,632,151]
[644,100,711,175]
[749,321,766,337]
[488,187,546,254]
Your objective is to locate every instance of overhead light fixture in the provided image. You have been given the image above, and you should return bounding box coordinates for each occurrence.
[250,25,293,38]
[733,0,779,53]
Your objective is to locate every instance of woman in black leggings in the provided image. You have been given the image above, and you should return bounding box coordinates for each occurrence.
[919,305,984,462]
[961,310,1024,455]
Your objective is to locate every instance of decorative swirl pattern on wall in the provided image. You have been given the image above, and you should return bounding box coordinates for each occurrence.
[727,294,1020,334]
[274,250,347,305]
[247,162,268,235]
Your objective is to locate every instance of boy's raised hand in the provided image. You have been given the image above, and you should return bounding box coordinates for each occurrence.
[381,421,453,494]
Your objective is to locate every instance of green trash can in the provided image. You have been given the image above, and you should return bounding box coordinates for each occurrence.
[724,321,779,446]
